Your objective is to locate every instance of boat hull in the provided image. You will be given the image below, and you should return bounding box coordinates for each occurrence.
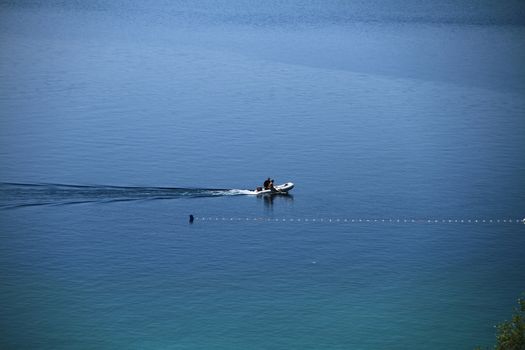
[255,182,294,195]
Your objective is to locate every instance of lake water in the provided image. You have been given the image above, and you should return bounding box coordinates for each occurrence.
[1,1,524,349]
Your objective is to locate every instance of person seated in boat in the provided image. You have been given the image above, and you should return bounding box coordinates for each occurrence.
[269,179,281,193]
[263,177,271,190]
[255,178,270,192]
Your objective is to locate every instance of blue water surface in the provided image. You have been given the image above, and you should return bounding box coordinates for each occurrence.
[1,1,524,349]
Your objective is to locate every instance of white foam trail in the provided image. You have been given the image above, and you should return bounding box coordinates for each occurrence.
[221,189,258,195]
[0,183,258,209]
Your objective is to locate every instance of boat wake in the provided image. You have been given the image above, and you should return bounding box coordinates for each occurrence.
[0,182,255,210]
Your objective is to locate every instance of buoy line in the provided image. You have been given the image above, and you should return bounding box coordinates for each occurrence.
[191,216,525,225]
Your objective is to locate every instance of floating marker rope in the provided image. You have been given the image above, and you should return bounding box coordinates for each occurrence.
[192,216,525,224]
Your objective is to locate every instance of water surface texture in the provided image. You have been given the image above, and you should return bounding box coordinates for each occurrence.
[1,1,524,349]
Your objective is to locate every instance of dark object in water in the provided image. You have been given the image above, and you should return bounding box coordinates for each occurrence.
[189,214,194,223]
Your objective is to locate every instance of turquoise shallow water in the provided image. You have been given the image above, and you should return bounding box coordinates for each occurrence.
[1,1,525,349]
[2,202,524,349]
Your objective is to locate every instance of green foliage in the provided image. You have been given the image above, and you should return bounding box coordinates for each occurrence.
[493,296,525,350]
[476,296,525,350]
